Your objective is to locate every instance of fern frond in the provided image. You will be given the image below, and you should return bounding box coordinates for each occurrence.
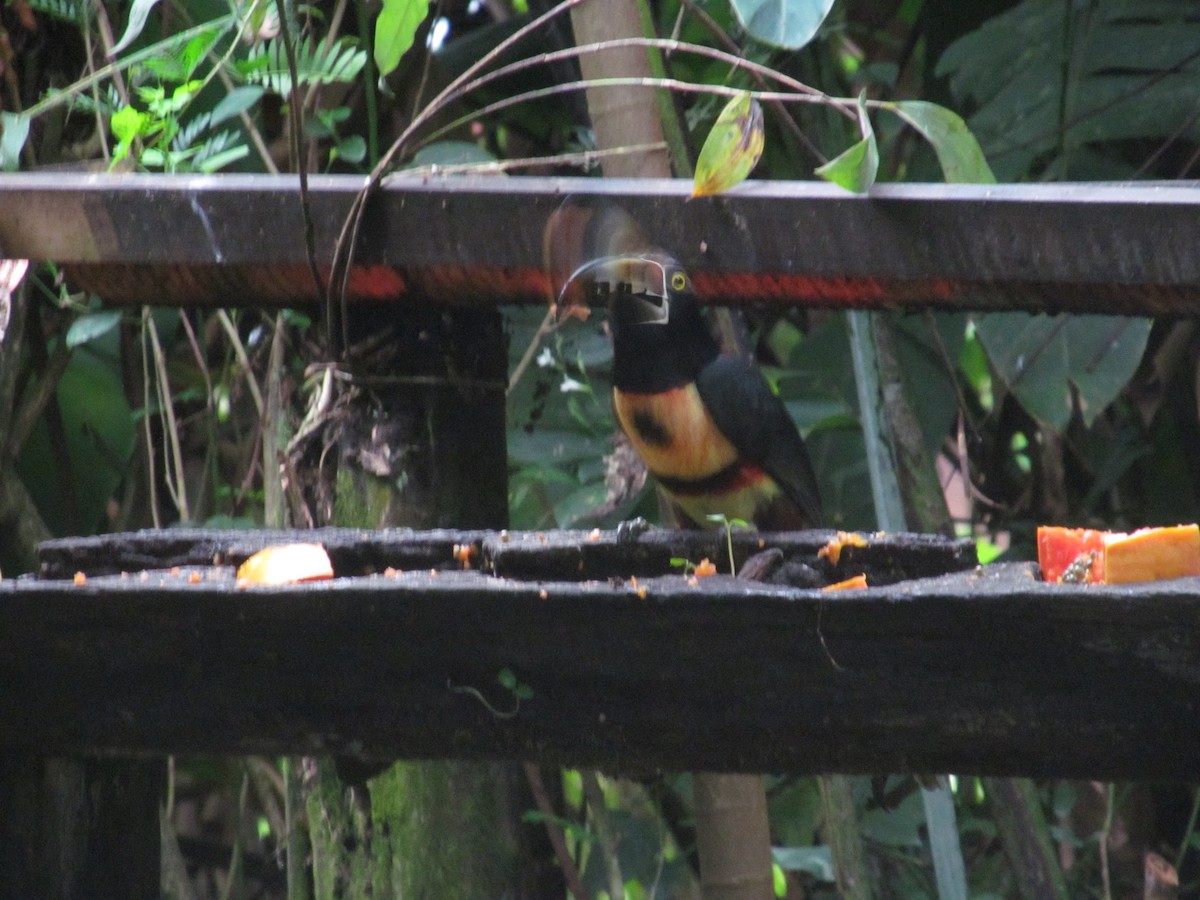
[191,128,238,165]
[239,36,367,96]
[64,83,123,117]
[173,112,212,152]
[27,0,90,23]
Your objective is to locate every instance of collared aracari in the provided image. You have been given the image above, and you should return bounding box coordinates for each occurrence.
[563,252,822,531]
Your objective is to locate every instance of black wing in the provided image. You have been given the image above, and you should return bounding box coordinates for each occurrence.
[694,355,823,526]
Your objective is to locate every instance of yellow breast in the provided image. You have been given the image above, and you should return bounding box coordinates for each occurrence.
[613,385,740,480]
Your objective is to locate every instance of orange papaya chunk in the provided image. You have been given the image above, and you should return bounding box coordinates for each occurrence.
[1102,525,1200,585]
[1036,526,1107,583]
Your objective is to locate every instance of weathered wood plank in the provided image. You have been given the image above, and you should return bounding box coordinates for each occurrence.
[37,525,976,584]
[5,530,1200,778]
[0,174,1198,313]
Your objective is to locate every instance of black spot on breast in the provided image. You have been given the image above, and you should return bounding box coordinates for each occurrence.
[631,409,672,447]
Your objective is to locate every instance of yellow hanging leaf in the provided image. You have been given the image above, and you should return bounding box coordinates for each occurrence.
[236,543,334,587]
[692,93,764,197]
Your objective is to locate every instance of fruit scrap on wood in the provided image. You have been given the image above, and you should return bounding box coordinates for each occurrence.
[236,543,334,587]
[1037,524,1200,585]
[816,531,869,567]
[822,573,869,592]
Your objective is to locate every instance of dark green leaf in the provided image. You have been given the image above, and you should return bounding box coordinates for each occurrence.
[730,0,836,49]
[974,313,1151,430]
[333,135,367,164]
[211,86,264,127]
[0,113,30,172]
[16,347,136,536]
[936,0,1200,180]
[885,100,995,184]
[66,310,123,348]
[815,93,877,192]
[508,429,601,466]
[860,789,925,848]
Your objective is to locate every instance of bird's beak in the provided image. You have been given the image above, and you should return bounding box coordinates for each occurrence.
[557,255,670,325]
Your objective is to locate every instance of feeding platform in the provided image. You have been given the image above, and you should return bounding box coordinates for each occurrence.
[4,526,1198,780]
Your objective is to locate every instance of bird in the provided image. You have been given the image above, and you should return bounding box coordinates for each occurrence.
[564,250,822,532]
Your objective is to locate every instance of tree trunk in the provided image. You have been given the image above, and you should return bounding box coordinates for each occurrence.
[297,304,554,898]
[0,755,162,900]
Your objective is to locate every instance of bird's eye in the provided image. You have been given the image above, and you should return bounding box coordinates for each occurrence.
[670,271,687,291]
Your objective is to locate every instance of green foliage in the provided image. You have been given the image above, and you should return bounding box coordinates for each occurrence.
[26,0,90,22]
[816,93,878,191]
[506,308,635,530]
[16,343,136,536]
[110,0,163,55]
[692,92,765,196]
[937,0,1200,180]
[374,0,433,77]
[883,101,996,184]
[305,106,367,168]
[240,35,368,96]
[0,112,29,171]
[975,314,1152,430]
[730,0,836,49]
[65,309,122,348]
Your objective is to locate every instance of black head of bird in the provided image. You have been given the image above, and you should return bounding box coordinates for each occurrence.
[558,252,720,393]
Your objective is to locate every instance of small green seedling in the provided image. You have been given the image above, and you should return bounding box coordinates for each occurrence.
[706,514,751,576]
[448,667,533,720]
[671,557,698,575]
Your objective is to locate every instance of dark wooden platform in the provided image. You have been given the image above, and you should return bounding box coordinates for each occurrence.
[6,527,1200,779]
[1,174,1198,314]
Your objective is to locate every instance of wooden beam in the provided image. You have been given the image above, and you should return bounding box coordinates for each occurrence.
[8,527,1200,780]
[0,174,1198,313]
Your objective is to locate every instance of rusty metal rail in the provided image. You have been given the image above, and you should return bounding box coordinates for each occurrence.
[1,173,1199,313]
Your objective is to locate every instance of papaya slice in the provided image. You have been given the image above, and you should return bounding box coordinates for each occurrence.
[1037,524,1200,585]
[236,543,334,587]
[1103,525,1200,584]
[1036,527,1106,583]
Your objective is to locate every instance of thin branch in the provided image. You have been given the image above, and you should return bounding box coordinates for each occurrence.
[507,309,559,397]
[274,0,327,314]
[581,771,624,900]
[523,762,591,900]
[141,308,162,528]
[421,75,847,155]
[80,15,111,163]
[394,140,667,181]
[146,312,191,522]
[215,310,265,417]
